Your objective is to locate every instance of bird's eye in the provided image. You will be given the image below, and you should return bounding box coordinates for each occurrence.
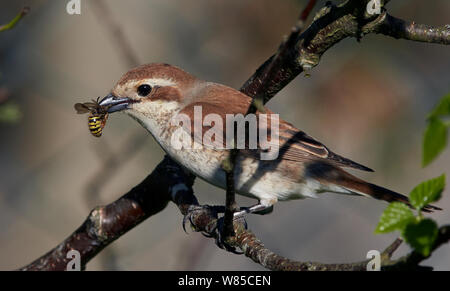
[137,84,152,97]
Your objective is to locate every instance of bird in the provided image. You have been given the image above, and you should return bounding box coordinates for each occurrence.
[98,63,440,216]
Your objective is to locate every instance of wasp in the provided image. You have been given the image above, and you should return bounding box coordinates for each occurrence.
[74,97,110,137]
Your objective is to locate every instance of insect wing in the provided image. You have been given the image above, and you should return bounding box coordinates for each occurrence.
[74,103,91,114]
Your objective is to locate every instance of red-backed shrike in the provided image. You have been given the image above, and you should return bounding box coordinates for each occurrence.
[98,63,439,214]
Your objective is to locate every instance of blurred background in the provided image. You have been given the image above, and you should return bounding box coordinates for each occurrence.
[0,0,449,270]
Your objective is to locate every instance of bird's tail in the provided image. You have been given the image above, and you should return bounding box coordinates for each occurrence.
[315,165,442,213]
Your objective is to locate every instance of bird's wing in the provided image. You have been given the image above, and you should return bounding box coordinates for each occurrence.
[177,84,373,172]
[271,121,374,172]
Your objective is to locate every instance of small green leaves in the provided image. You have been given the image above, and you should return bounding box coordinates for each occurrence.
[422,118,447,167]
[375,175,445,257]
[403,219,438,257]
[375,202,414,233]
[409,175,445,210]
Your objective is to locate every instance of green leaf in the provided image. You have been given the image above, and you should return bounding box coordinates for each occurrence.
[422,118,447,167]
[428,93,450,119]
[375,202,415,234]
[403,219,438,257]
[409,175,445,210]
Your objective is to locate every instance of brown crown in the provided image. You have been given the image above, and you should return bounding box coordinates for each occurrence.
[117,63,198,88]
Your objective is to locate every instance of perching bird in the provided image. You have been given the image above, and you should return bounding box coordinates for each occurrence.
[99,63,440,215]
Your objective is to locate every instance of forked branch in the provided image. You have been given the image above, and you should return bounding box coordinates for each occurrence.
[20,156,450,271]
[20,0,450,270]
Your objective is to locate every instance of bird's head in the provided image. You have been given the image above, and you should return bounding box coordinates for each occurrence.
[99,63,198,123]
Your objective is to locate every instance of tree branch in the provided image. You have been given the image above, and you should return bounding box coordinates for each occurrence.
[20,156,450,271]
[241,0,449,103]
[20,0,450,270]
[87,0,146,269]
[376,13,450,45]
[20,156,194,271]
[221,0,318,249]
[383,226,450,270]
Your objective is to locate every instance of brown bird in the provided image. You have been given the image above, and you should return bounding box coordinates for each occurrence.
[99,63,440,215]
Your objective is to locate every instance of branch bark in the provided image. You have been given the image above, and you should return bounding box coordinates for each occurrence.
[20,155,450,271]
[20,0,450,270]
[241,0,449,103]
[376,14,450,45]
[20,156,194,271]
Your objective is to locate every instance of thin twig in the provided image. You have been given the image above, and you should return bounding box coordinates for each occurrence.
[0,6,30,32]
[86,0,144,269]
[376,13,450,45]
[221,0,318,247]
[241,0,449,103]
[91,0,140,67]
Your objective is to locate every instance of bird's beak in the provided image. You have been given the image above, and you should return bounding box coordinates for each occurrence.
[99,93,134,113]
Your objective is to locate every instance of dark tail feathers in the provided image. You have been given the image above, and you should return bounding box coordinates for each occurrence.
[316,166,442,213]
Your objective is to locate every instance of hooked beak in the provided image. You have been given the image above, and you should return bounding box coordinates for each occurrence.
[99,93,135,113]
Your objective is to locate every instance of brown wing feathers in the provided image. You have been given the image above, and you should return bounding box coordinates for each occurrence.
[278,127,374,172]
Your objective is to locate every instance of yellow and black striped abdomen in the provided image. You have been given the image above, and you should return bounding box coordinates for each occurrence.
[88,115,104,137]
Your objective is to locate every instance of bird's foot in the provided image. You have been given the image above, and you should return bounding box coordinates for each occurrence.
[183,203,272,233]
[182,205,224,234]
[182,203,273,253]
[212,215,247,254]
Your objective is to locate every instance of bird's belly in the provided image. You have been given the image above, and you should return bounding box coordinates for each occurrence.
[141,117,322,202]
[169,147,227,188]
[161,144,319,202]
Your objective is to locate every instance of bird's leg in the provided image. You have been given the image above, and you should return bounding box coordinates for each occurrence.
[234,198,277,218]
[183,199,275,232]
[182,203,273,232]
[213,215,246,254]
[183,199,276,253]
[181,205,246,253]
[213,200,276,253]
[234,204,274,218]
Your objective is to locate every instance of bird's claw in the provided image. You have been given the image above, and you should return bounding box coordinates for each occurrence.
[211,215,247,254]
[182,204,248,254]
[183,205,209,233]
[182,205,225,233]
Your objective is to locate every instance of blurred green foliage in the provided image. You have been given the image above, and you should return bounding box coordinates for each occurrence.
[423,93,450,166]
[376,93,449,257]
[0,7,28,124]
[0,103,22,123]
